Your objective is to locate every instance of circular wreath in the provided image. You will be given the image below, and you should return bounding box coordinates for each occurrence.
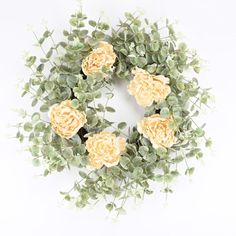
[16,9,212,215]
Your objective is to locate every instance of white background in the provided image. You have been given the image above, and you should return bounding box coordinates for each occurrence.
[0,0,236,235]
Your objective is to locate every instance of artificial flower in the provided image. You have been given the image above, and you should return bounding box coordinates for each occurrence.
[137,114,176,148]
[128,67,171,107]
[82,41,116,76]
[86,131,126,169]
[49,100,87,139]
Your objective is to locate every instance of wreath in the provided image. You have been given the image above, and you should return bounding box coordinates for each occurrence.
[16,9,212,216]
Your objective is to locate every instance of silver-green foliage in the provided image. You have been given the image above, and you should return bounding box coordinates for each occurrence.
[16,10,212,216]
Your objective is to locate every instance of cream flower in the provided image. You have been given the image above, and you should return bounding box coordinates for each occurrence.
[49,100,87,139]
[81,41,116,76]
[86,131,126,169]
[128,68,171,107]
[137,114,177,148]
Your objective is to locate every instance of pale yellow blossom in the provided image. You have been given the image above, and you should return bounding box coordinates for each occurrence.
[137,114,177,148]
[82,41,116,76]
[128,68,171,107]
[49,100,87,139]
[86,131,126,169]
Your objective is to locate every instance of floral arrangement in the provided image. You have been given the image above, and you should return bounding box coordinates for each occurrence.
[16,9,212,216]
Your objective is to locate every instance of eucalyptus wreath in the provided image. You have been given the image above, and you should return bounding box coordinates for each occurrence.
[15,9,212,216]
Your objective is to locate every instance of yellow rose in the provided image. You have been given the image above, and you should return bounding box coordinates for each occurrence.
[81,41,116,76]
[137,114,177,148]
[86,131,126,169]
[49,100,87,139]
[127,68,171,107]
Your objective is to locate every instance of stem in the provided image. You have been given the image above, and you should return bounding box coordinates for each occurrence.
[67,170,94,194]
[190,99,202,110]
[33,31,61,72]
[186,117,208,144]
[116,179,129,217]
[27,89,46,103]
[48,30,63,65]
[110,124,128,138]
[115,12,140,34]
[107,179,123,217]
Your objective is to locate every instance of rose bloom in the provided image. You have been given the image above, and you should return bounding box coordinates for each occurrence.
[86,131,126,169]
[137,114,177,148]
[49,100,87,139]
[81,41,116,76]
[127,68,171,107]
